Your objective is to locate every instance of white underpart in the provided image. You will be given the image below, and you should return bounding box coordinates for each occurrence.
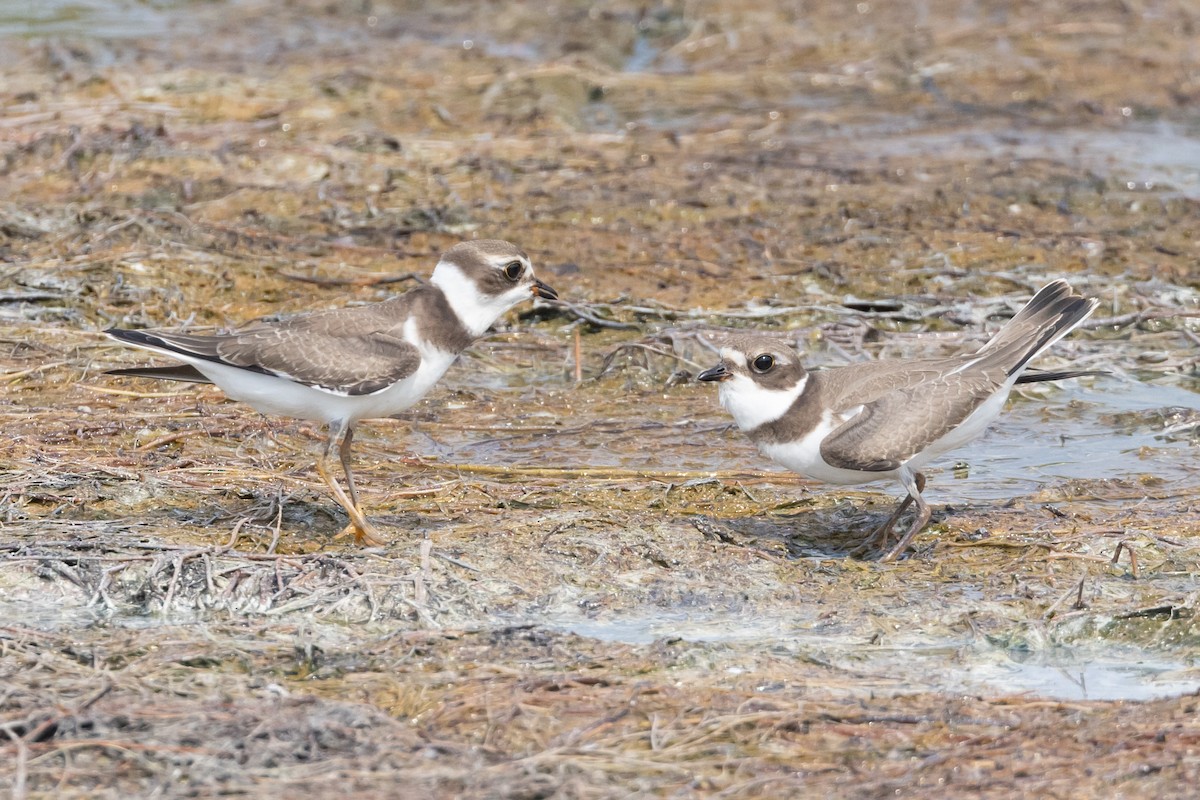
[118,320,459,427]
[760,406,882,485]
[430,261,530,338]
[717,372,808,431]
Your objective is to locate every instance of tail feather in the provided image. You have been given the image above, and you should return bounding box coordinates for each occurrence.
[105,327,225,384]
[105,327,223,361]
[979,281,1098,377]
[1014,368,1106,385]
[107,364,213,384]
[105,326,271,379]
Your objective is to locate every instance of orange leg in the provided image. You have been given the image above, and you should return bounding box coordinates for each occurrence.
[339,425,360,510]
[318,422,385,547]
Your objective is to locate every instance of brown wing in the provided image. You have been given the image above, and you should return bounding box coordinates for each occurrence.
[107,286,469,396]
[121,298,424,396]
[212,323,422,395]
[819,372,1002,471]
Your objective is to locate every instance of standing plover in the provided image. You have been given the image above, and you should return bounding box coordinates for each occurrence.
[699,280,1097,560]
[107,239,557,546]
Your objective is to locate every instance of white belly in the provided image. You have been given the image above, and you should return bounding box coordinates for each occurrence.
[182,347,459,425]
[759,411,896,486]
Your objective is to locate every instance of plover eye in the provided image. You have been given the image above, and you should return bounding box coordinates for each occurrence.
[751,353,775,373]
[503,260,524,281]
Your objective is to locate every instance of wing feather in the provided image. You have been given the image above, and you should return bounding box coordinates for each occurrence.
[213,325,421,395]
[819,373,1001,471]
[111,307,423,396]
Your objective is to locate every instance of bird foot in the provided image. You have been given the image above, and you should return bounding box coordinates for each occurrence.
[847,520,897,559]
[334,520,387,547]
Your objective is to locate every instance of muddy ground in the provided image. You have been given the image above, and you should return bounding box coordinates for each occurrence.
[2,0,1200,797]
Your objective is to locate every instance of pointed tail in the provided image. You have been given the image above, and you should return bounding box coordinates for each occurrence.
[979,280,1099,377]
[107,364,213,384]
[105,328,216,384]
[1014,368,1106,385]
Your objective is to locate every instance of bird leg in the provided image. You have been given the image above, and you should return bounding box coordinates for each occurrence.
[318,421,385,547]
[880,471,930,562]
[339,425,360,510]
[849,472,927,559]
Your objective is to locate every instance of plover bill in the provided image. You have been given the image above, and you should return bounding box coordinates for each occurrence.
[698,280,1098,561]
[106,239,557,546]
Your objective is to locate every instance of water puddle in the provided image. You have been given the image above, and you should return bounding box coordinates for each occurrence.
[537,609,1200,701]
[950,654,1199,702]
[542,608,793,646]
[0,0,181,38]
[836,120,1200,199]
[945,378,1200,503]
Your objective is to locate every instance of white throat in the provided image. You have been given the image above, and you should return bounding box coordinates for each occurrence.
[430,261,522,338]
[718,373,808,431]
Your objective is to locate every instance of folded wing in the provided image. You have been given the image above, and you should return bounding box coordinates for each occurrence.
[819,373,1001,471]
[107,320,422,396]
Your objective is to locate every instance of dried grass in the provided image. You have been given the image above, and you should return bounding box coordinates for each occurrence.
[4,621,1200,798]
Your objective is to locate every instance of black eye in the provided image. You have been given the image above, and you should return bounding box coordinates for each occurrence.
[503,260,523,281]
[752,353,775,373]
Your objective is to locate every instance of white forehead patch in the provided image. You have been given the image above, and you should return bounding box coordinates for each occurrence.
[720,347,747,368]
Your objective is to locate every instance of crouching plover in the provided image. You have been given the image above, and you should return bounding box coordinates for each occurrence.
[698,280,1098,561]
[106,239,557,546]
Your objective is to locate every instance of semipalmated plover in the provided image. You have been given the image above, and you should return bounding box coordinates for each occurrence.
[698,280,1098,561]
[106,239,557,546]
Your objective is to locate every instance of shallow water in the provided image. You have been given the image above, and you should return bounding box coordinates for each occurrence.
[956,655,1199,702]
[952,378,1200,502]
[842,121,1200,200]
[427,370,1200,503]
[0,0,179,38]
[9,576,1192,702]
[539,610,1200,701]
